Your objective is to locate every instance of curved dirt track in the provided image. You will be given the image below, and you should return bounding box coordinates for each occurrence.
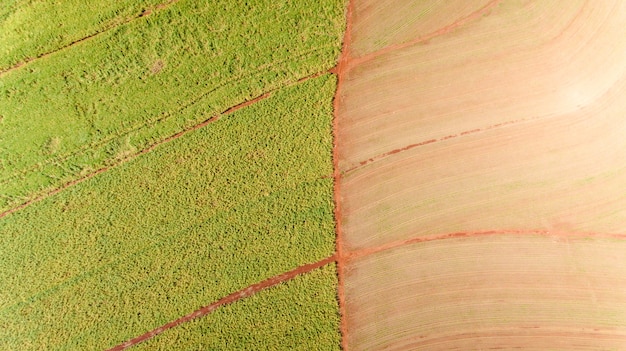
[337,0,626,349]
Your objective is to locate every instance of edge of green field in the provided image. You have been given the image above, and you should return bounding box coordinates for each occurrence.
[0,0,344,213]
[0,74,340,350]
[135,264,341,351]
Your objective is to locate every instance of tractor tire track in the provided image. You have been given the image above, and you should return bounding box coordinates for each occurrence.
[0,69,331,219]
[343,116,533,175]
[0,47,330,187]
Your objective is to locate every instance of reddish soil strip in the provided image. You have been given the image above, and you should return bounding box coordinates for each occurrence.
[106,255,337,351]
[343,116,531,175]
[347,0,502,70]
[347,229,626,261]
[332,0,354,350]
[0,0,180,77]
[0,70,331,220]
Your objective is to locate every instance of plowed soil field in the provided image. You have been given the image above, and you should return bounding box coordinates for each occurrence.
[337,0,626,349]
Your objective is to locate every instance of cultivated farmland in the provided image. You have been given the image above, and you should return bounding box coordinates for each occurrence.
[5,0,626,349]
[135,264,341,350]
[0,0,344,213]
[0,74,340,350]
[335,0,626,349]
[0,0,345,348]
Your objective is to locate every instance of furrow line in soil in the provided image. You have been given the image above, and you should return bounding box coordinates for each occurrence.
[347,229,626,261]
[347,0,502,70]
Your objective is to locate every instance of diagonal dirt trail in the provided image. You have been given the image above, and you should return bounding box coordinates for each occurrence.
[342,116,534,174]
[106,255,337,351]
[332,0,355,349]
[0,70,330,220]
[0,93,264,219]
[347,229,626,261]
[0,0,180,77]
[347,0,502,70]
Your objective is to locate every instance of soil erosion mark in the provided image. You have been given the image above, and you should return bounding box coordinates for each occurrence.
[332,0,354,349]
[106,255,337,351]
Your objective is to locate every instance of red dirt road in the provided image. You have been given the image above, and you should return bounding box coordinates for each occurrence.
[107,255,336,351]
[332,0,354,349]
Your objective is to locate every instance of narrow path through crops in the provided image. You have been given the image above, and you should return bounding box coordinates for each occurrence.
[109,1,357,347]
[107,255,337,351]
[0,0,180,77]
[0,69,329,220]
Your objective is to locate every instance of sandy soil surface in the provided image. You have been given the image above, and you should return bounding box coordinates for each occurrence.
[345,235,626,350]
[337,0,626,349]
[349,0,496,58]
[338,0,626,171]
[341,92,626,250]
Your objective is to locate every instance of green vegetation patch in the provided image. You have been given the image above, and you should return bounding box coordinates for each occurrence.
[0,0,344,212]
[136,264,341,351]
[0,75,337,350]
[0,0,166,70]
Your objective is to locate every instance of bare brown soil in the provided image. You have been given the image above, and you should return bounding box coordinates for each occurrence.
[336,0,626,349]
[388,328,626,350]
[349,0,501,66]
[347,228,626,261]
[107,255,336,351]
[344,235,626,350]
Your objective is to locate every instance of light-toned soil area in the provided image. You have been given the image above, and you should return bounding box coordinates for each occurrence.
[345,235,626,350]
[337,0,626,349]
[342,96,626,250]
[338,0,626,171]
[349,0,496,58]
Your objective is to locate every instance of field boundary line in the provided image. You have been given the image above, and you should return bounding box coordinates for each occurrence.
[347,229,626,261]
[342,115,536,175]
[332,0,354,349]
[347,0,502,70]
[0,69,330,219]
[0,0,180,76]
[106,255,337,351]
